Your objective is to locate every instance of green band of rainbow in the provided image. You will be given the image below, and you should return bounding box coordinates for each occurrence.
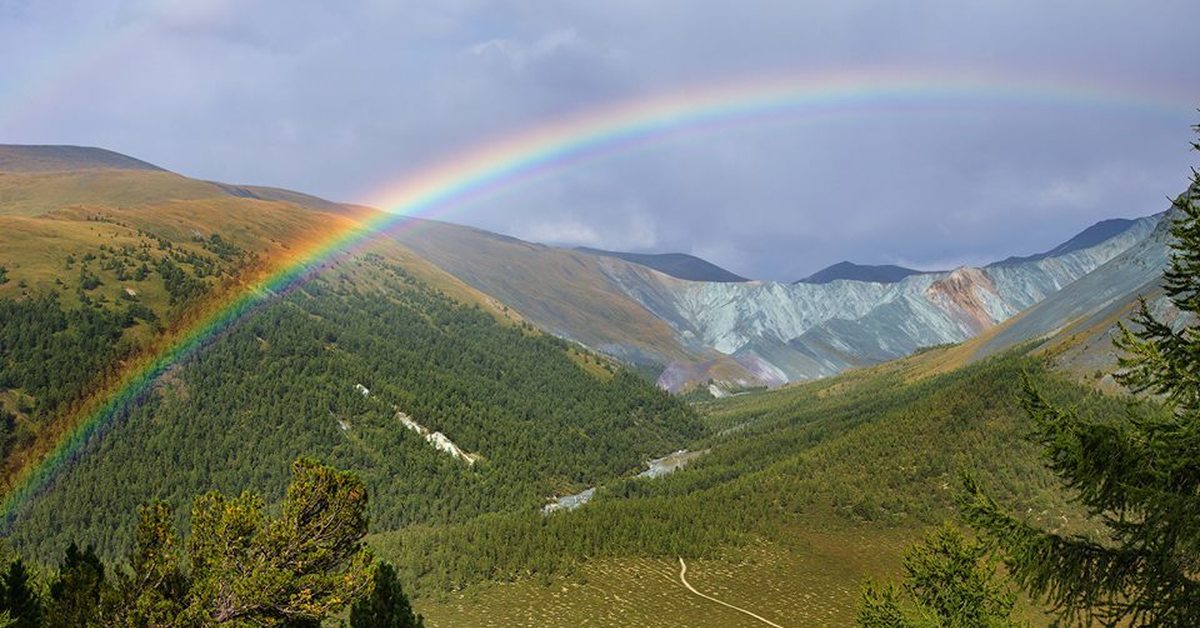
[1,72,1193,523]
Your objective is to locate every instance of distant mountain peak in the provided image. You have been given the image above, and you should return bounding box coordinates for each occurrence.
[0,144,165,173]
[796,261,922,285]
[988,217,1143,267]
[574,247,749,282]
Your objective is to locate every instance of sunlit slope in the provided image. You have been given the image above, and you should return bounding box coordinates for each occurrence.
[0,153,565,512]
[0,157,511,315]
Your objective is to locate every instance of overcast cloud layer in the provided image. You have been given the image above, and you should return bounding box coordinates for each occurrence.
[2,0,1198,280]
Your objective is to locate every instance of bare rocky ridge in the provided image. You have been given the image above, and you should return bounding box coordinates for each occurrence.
[590,212,1161,388]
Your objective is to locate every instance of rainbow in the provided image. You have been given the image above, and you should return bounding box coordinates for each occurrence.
[1,71,1194,523]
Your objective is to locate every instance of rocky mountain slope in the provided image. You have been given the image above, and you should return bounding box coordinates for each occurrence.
[380,209,1165,390]
[370,197,1166,390]
[595,213,1161,386]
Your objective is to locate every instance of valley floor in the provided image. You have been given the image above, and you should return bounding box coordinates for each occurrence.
[414,525,911,627]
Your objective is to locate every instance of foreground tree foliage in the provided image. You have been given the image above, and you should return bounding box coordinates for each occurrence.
[350,562,424,628]
[962,127,1200,625]
[46,543,105,626]
[2,559,41,628]
[114,459,374,626]
[0,459,418,626]
[857,524,1017,628]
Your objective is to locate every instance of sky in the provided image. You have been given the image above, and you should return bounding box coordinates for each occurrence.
[1,1,1198,280]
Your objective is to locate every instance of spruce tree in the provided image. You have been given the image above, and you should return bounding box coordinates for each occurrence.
[961,124,1200,625]
[1,558,41,628]
[350,561,424,628]
[858,523,1017,627]
[47,542,105,627]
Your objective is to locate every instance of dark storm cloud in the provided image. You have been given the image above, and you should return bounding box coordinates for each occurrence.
[2,0,1197,279]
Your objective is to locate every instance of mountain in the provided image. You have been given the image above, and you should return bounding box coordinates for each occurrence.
[0,143,1188,626]
[0,142,1169,396]
[599,212,1161,386]
[381,214,1162,390]
[989,217,1141,266]
[0,144,165,172]
[573,247,749,282]
[796,260,922,284]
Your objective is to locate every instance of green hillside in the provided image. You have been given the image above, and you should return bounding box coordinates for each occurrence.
[6,254,700,561]
[367,348,1147,624]
[0,160,702,568]
[0,165,529,499]
[0,148,1177,626]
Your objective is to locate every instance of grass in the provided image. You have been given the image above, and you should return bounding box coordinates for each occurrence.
[0,170,226,216]
[414,525,911,627]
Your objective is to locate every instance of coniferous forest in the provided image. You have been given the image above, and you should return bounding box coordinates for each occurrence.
[5,255,701,562]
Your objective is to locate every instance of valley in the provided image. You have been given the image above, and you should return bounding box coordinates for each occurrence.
[2,4,1195,625]
[0,144,1191,626]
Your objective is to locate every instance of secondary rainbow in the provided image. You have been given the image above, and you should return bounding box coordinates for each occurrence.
[1,71,1193,522]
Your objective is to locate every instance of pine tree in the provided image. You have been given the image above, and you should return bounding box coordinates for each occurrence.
[179,458,373,624]
[961,123,1200,625]
[858,523,1017,627]
[99,459,372,625]
[47,542,106,627]
[350,561,424,628]
[115,501,188,625]
[1,558,41,628]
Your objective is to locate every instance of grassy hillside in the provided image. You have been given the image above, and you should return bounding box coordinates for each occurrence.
[365,349,1146,625]
[0,145,164,173]
[0,164,707,567]
[0,163,539,486]
[0,170,230,216]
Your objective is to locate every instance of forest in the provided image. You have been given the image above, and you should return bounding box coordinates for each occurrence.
[371,349,1141,597]
[3,253,700,562]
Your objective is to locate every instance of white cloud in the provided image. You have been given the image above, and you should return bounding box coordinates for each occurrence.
[511,204,657,250]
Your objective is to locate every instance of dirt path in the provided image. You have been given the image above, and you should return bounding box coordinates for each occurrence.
[677,557,786,628]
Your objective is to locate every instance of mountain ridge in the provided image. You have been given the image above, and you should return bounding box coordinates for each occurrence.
[796,261,923,285]
[0,144,166,172]
[989,217,1140,266]
[573,247,749,283]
